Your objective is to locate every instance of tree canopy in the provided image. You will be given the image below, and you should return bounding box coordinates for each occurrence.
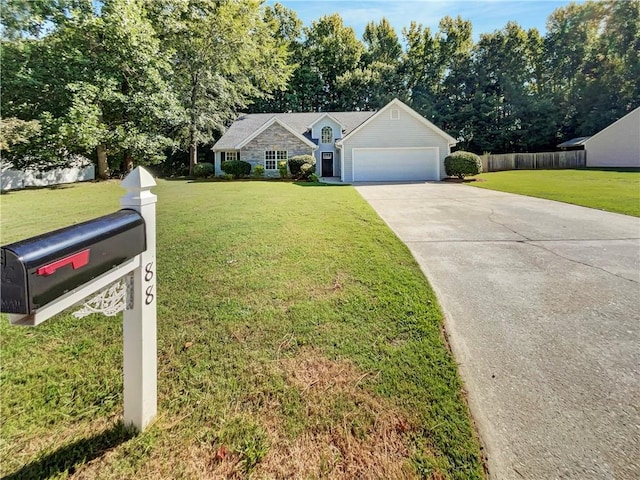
[2,0,638,174]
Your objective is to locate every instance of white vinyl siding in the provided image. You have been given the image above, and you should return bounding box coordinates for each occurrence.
[341,106,451,183]
[585,108,640,167]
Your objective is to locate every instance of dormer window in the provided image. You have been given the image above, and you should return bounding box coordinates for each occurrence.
[321,126,333,144]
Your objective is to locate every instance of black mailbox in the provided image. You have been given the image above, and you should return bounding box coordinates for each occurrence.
[1,209,146,315]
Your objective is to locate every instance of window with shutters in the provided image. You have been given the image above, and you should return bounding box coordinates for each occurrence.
[221,151,239,162]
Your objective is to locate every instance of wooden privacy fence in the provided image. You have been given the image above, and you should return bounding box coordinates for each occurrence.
[480,151,586,172]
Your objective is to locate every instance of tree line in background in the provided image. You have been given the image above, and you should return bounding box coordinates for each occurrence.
[1,0,638,178]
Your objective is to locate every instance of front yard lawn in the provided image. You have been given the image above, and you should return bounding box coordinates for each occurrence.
[0,180,484,479]
[470,168,640,217]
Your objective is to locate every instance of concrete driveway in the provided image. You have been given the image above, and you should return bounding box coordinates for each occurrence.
[355,182,640,480]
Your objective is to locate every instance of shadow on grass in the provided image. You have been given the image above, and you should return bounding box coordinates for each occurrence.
[165,177,346,185]
[576,167,640,173]
[2,421,135,480]
[0,183,78,195]
[293,181,350,187]
[161,177,356,186]
[159,175,192,182]
[164,177,294,183]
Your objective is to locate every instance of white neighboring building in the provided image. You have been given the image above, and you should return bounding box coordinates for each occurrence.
[1,158,95,191]
[585,107,640,167]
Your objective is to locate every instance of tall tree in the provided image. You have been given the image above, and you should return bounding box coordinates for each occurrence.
[543,1,604,139]
[402,21,446,120]
[1,0,181,177]
[576,0,640,134]
[362,17,402,66]
[335,18,405,111]
[468,22,549,153]
[337,17,408,110]
[335,61,407,111]
[302,14,364,110]
[432,16,475,145]
[249,2,306,112]
[1,1,98,169]
[60,0,182,178]
[151,0,292,174]
[0,0,94,40]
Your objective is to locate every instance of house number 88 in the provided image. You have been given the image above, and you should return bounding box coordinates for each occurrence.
[144,262,154,305]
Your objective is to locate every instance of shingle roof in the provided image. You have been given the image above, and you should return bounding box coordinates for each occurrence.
[557,136,591,148]
[213,111,377,150]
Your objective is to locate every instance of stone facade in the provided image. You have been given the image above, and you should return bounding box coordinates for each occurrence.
[241,123,314,177]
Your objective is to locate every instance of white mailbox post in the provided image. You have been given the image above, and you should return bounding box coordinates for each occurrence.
[120,167,158,431]
[3,166,158,432]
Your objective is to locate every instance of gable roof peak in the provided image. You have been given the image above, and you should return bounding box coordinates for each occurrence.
[307,112,344,129]
[235,116,317,150]
[336,98,457,146]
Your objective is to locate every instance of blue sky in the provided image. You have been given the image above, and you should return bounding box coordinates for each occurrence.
[267,0,582,40]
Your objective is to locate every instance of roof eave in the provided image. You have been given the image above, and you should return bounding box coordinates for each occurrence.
[307,112,345,130]
[235,117,317,150]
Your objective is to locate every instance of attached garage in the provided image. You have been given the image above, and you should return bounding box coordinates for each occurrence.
[352,148,439,182]
[337,99,457,183]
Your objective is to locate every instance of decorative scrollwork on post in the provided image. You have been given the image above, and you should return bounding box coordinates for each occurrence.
[73,273,134,319]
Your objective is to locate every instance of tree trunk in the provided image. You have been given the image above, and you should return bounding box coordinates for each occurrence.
[123,151,134,173]
[189,143,198,176]
[189,71,199,177]
[97,144,109,180]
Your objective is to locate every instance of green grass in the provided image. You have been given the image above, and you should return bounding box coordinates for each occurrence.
[470,168,640,217]
[0,180,484,479]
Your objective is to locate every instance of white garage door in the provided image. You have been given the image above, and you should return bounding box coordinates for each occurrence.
[352,148,439,182]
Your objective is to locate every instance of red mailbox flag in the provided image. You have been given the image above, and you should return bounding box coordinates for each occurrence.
[36,249,90,276]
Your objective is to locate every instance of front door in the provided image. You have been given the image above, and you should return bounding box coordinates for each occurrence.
[322,152,334,176]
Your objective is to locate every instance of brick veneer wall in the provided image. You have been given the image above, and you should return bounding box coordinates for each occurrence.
[241,123,314,177]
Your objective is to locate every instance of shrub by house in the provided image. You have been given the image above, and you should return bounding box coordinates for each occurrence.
[445,151,482,179]
[288,155,316,180]
[222,160,252,179]
[252,164,265,178]
[193,162,214,178]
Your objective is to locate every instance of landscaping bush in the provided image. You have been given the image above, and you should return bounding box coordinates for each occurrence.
[299,162,316,180]
[193,162,214,178]
[288,155,315,176]
[221,160,251,179]
[252,164,265,178]
[444,151,482,179]
[278,160,288,178]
